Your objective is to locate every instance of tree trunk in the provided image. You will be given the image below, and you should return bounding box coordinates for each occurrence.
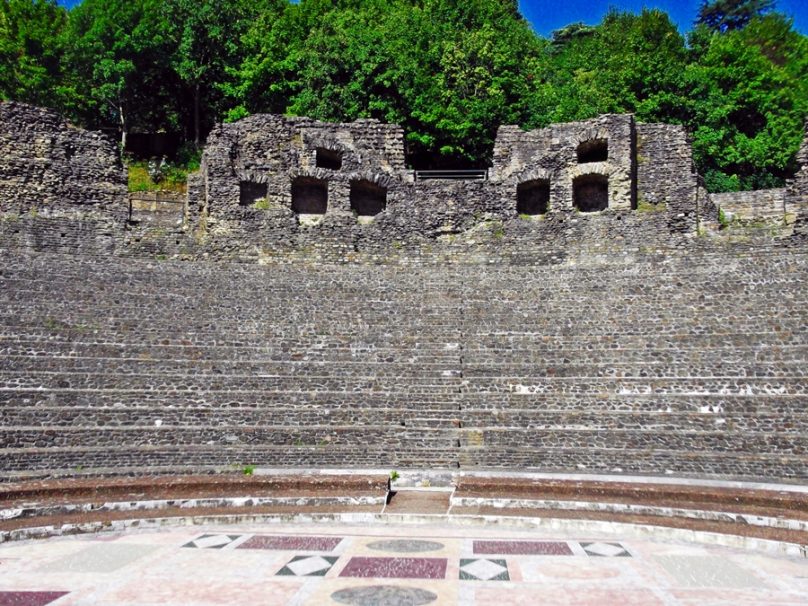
[194,84,201,147]
[119,105,127,156]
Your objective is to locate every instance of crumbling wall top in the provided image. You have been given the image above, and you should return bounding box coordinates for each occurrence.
[0,101,127,218]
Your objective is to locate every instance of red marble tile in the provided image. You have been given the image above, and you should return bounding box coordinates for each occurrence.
[236,535,342,551]
[0,592,69,606]
[339,556,448,579]
[474,540,573,555]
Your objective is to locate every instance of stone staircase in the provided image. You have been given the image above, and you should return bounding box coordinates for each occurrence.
[0,247,806,480]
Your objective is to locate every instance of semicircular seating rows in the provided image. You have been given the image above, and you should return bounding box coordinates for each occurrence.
[1,246,806,482]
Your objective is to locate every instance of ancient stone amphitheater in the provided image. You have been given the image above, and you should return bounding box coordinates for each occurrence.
[0,101,806,559]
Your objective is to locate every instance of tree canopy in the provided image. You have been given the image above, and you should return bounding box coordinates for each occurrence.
[0,0,805,190]
[698,0,776,33]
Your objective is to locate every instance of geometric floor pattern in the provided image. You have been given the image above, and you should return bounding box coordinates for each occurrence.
[181,534,243,549]
[459,558,510,581]
[580,541,632,557]
[1,523,805,605]
[277,555,339,576]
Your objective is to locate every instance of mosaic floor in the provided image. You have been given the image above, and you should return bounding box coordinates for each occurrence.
[0,522,805,605]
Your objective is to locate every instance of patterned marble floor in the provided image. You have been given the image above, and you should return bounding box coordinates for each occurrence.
[0,522,805,605]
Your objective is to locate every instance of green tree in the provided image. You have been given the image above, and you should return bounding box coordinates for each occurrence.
[685,15,806,190]
[697,0,776,32]
[243,0,546,167]
[162,0,280,146]
[65,0,172,151]
[544,9,689,124]
[0,0,69,108]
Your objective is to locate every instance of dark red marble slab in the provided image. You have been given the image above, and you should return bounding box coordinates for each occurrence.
[0,592,69,606]
[237,535,342,551]
[473,540,573,555]
[339,556,448,579]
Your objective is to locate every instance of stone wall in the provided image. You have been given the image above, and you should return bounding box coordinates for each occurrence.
[128,192,184,227]
[709,189,787,223]
[492,114,636,212]
[0,102,127,220]
[190,114,407,224]
[635,123,702,231]
[0,104,802,258]
[789,122,808,239]
[182,112,712,260]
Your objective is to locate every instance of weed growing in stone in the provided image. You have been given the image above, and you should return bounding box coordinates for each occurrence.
[242,464,255,476]
[637,198,666,213]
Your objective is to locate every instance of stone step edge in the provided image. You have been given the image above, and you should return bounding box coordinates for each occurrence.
[0,494,386,522]
[2,426,805,439]
[4,445,805,460]
[449,497,808,531]
[5,370,807,380]
[0,511,804,558]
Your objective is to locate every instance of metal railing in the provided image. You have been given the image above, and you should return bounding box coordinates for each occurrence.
[413,169,489,181]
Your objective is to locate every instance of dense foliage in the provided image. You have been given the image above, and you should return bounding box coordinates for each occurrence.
[0,0,805,189]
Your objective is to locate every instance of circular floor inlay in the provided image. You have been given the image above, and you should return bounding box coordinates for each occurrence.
[331,585,437,606]
[366,539,445,553]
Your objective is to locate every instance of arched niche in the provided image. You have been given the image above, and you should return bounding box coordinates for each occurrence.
[350,180,387,217]
[573,174,608,212]
[516,179,550,215]
[577,138,608,164]
[316,148,342,170]
[291,177,328,215]
[239,181,267,206]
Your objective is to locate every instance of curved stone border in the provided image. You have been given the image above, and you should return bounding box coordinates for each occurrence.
[1,494,384,522]
[1,512,805,559]
[449,497,808,532]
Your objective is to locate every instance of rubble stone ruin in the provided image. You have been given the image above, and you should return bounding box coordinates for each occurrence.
[0,100,807,484]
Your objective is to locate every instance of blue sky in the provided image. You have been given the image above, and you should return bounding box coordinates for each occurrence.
[57,0,808,36]
[518,0,808,36]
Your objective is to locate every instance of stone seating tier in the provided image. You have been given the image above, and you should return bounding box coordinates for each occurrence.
[0,248,806,480]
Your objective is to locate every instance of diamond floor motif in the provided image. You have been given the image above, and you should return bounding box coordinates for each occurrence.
[580,542,632,557]
[182,534,243,549]
[459,558,510,581]
[277,555,339,577]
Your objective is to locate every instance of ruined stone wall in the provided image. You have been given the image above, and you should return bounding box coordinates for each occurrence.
[180,112,710,261]
[789,122,808,239]
[2,104,803,261]
[190,114,407,224]
[635,123,701,231]
[0,102,127,220]
[492,114,636,212]
[709,189,787,223]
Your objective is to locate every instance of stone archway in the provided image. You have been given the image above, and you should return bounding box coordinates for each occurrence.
[517,179,550,215]
[577,139,608,164]
[573,174,608,212]
[350,180,387,217]
[291,177,328,215]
